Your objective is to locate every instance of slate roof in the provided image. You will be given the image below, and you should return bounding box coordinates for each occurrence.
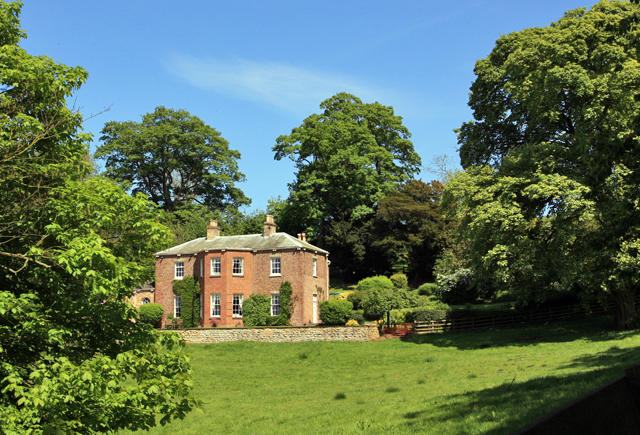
[155,232,328,256]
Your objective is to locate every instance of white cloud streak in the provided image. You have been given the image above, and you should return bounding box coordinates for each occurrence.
[163,54,389,115]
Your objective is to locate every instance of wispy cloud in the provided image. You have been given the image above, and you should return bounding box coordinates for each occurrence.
[163,54,389,115]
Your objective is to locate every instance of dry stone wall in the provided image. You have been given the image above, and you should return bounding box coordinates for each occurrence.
[168,326,379,344]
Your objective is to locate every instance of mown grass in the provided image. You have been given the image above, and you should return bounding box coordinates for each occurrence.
[120,315,640,434]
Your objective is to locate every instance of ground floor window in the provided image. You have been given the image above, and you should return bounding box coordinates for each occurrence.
[232,294,243,317]
[211,294,221,317]
[271,293,280,316]
[174,295,182,318]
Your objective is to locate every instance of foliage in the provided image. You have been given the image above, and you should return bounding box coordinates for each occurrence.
[436,268,477,305]
[389,273,408,289]
[405,308,449,323]
[173,276,201,328]
[319,300,353,325]
[356,276,394,293]
[345,319,360,327]
[346,291,365,310]
[0,7,201,429]
[451,0,640,328]
[242,294,271,327]
[360,286,400,320]
[139,303,164,325]
[371,180,449,281]
[270,281,294,326]
[97,106,249,213]
[349,310,365,325]
[417,283,440,298]
[273,92,421,277]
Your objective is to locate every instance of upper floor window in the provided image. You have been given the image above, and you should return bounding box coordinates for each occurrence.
[141,297,151,304]
[313,258,317,277]
[211,257,221,275]
[271,257,281,276]
[200,258,204,277]
[233,258,244,276]
[271,293,280,316]
[175,261,184,279]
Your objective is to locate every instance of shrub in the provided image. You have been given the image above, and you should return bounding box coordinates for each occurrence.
[173,276,200,327]
[417,283,440,298]
[270,281,294,326]
[350,310,365,325]
[345,319,359,327]
[390,273,408,289]
[346,291,365,310]
[242,294,271,327]
[356,276,394,293]
[319,300,353,325]
[139,303,163,326]
[405,309,448,323]
[436,268,478,305]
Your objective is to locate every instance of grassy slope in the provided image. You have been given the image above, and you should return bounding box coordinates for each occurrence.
[121,316,640,435]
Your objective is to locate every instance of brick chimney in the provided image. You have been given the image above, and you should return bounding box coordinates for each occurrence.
[207,219,220,239]
[302,233,307,242]
[263,214,276,237]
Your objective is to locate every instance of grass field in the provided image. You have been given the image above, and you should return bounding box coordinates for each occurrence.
[121,316,640,434]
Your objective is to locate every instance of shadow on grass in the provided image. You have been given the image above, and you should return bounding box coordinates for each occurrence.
[400,363,627,434]
[402,315,640,350]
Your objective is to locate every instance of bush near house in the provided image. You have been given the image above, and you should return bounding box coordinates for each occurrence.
[319,300,353,325]
[138,303,164,326]
[242,294,271,327]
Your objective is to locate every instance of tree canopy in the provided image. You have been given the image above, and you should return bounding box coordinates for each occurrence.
[453,0,640,328]
[97,106,249,213]
[274,92,421,277]
[0,2,200,432]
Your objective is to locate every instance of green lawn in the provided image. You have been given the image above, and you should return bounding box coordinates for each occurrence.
[121,316,640,434]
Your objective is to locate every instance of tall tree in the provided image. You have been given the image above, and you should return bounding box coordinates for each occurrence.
[274,92,421,276]
[455,0,640,328]
[372,180,448,282]
[0,2,199,432]
[97,106,249,213]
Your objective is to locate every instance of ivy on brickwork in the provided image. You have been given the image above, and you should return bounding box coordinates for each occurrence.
[173,276,201,327]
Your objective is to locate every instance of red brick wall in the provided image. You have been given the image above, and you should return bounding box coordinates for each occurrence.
[155,255,195,327]
[155,248,330,328]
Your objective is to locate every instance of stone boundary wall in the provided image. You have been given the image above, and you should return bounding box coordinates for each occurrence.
[167,326,380,344]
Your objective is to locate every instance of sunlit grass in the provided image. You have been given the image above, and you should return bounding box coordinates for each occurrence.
[120,316,640,434]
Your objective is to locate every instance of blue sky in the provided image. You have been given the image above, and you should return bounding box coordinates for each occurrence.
[20,0,595,212]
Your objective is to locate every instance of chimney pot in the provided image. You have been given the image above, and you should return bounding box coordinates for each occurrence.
[302,233,307,242]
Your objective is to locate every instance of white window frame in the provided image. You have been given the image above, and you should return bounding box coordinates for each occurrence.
[270,256,281,276]
[174,295,182,318]
[211,257,221,276]
[175,261,184,279]
[313,258,317,277]
[232,294,243,317]
[141,297,151,304]
[200,258,204,277]
[211,294,221,317]
[200,293,204,319]
[271,293,280,316]
[233,258,244,276]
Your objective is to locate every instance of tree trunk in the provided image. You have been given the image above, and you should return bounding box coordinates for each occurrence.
[612,291,636,330]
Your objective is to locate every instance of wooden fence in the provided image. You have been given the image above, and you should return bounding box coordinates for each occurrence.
[410,297,638,335]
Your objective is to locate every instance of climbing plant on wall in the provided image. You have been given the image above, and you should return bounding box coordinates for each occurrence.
[173,276,201,327]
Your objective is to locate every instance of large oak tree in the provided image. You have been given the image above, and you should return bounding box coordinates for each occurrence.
[273,93,421,277]
[97,106,249,213]
[453,0,640,328]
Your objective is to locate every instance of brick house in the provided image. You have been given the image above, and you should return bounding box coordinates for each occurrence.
[154,215,330,327]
